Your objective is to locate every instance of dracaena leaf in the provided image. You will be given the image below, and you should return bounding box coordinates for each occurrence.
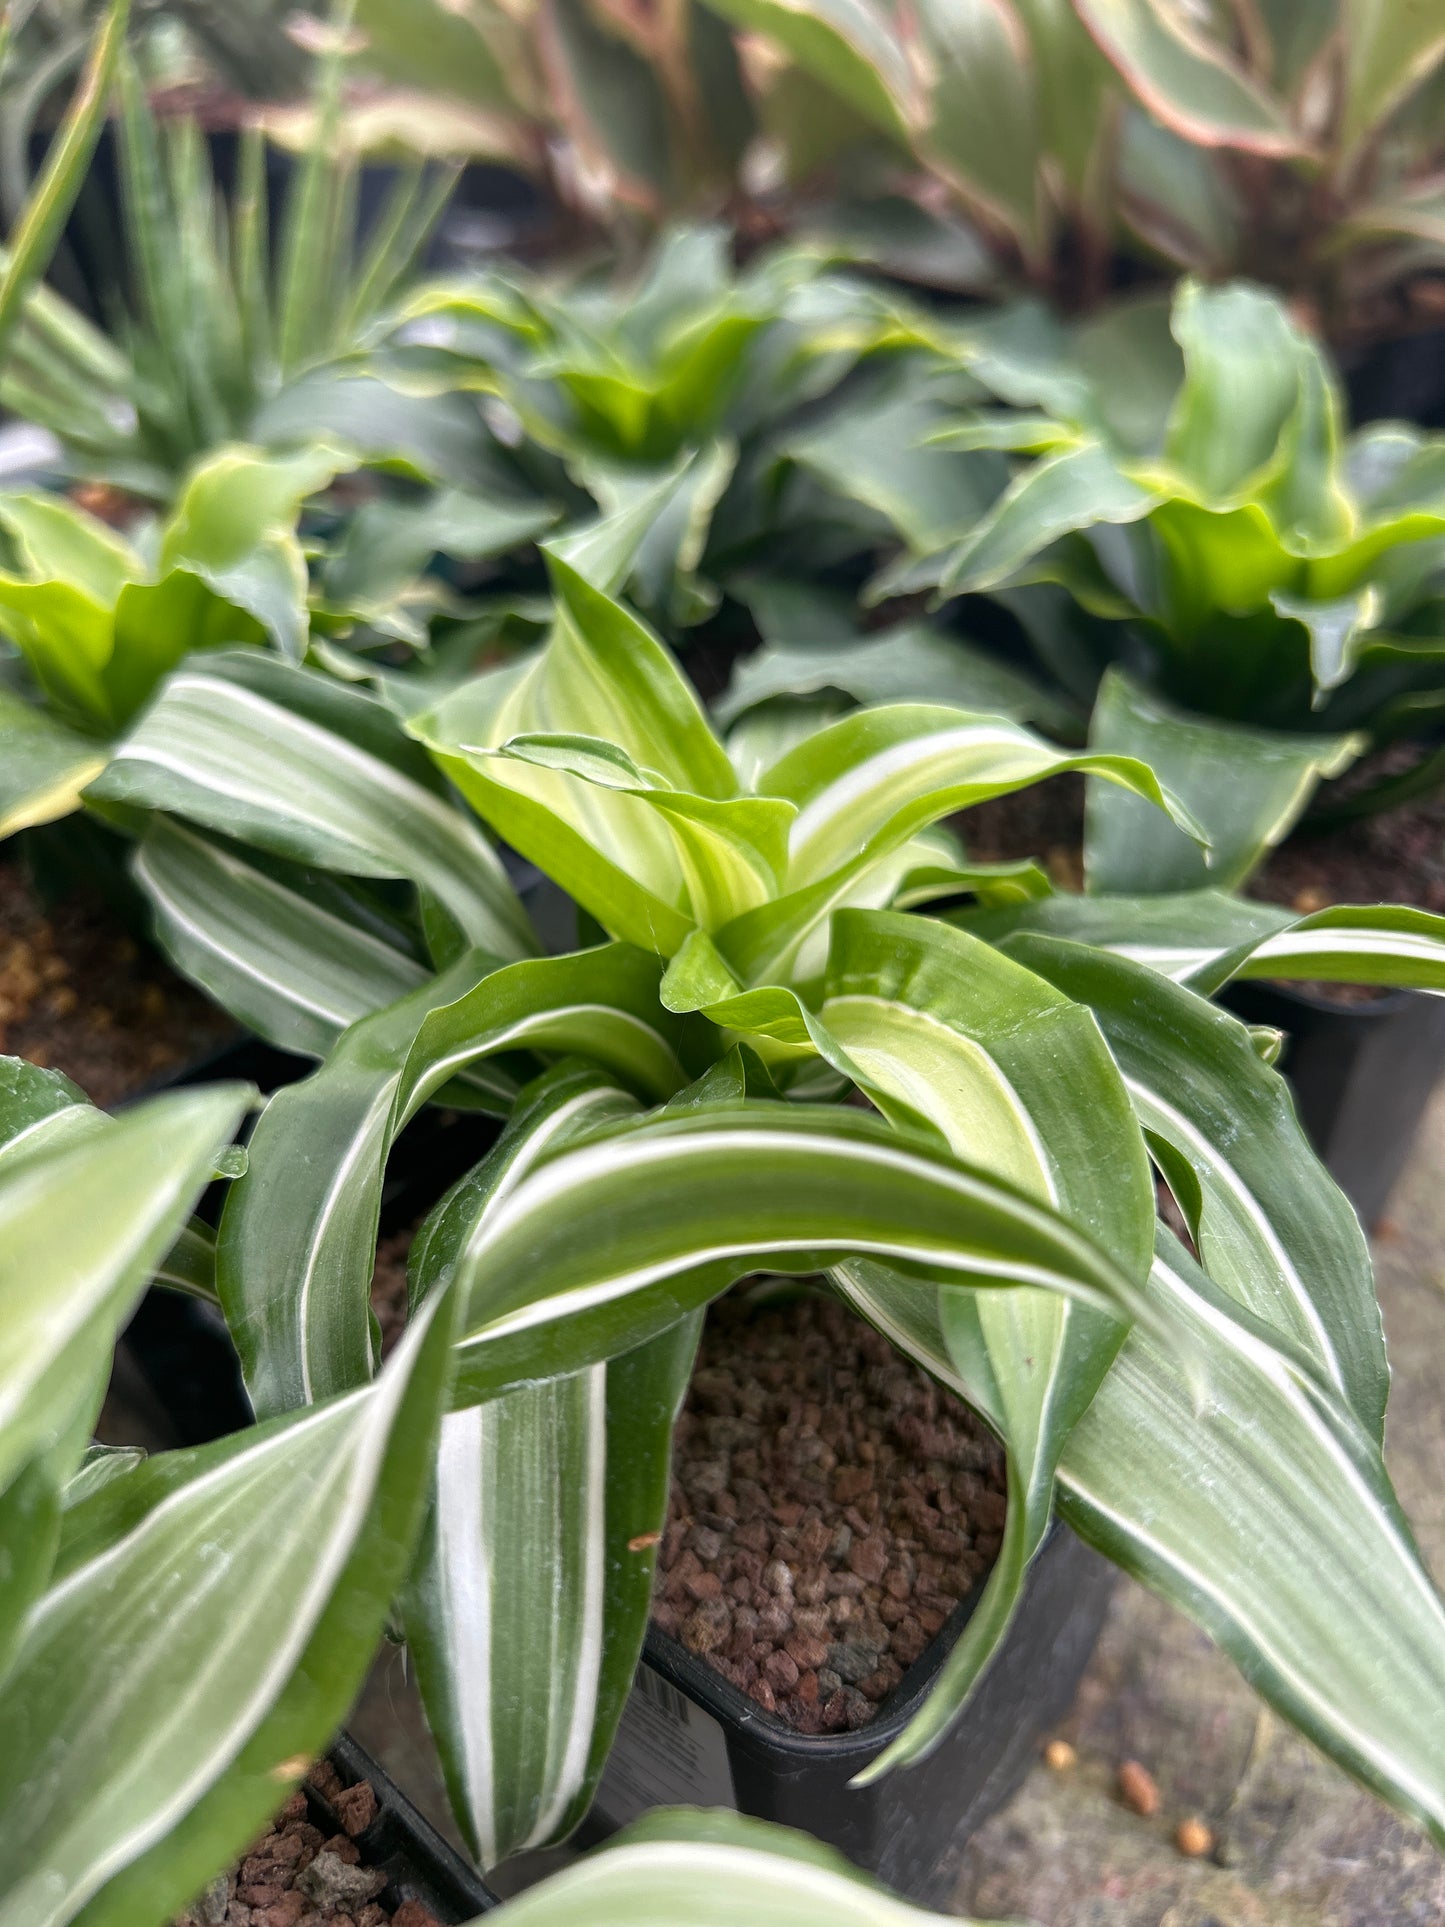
[1005,932,1389,1436]
[908,0,1046,260]
[219,946,688,1415]
[0,688,108,837]
[812,911,1151,1777]
[0,1277,462,1927]
[481,1808,1000,1922]
[0,1073,250,1689]
[716,591,1074,735]
[951,889,1445,1005]
[938,441,1162,594]
[405,1065,698,1867]
[0,0,129,366]
[692,0,915,148]
[836,1227,1445,1848]
[92,653,535,962]
[713,702,1205,986]
[445,1100,1172,1405]
[0,1079,250,1504]
[133,818,431,1060]
[1084,666,1361,893]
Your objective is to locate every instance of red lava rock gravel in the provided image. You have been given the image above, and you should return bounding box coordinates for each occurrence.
[653,1290,1007,1735]
[171,1762,441,1927]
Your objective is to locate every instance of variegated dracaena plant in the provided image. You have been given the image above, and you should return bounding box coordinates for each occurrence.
[80,502,1445,1877]
[1,1054,1005,1923]
[0,1054,464,1927]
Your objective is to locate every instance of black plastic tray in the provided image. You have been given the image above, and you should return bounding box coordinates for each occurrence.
[586,1521,1114,1906]
[318,1737,498,1920]
[1223,978,1445,1229]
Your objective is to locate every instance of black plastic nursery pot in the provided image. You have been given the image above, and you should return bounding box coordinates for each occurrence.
[319,1737,498,1920]
[586,1521,1115,1907]
[1223,978,1445,1229]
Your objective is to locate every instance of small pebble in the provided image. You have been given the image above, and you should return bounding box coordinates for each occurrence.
[1043,1739,1076,1771]
[652,1293,1007,1733]
[1175,1816,1215,1858]
[1117,1759,1161,1817]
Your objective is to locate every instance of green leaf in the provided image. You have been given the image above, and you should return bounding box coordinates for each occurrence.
[1204,902,1445,999]
[814,911,1151,1776]
[0,1074,249,1690]
[481,731,795,930]
[320,488,555,632]
[716,618,1072,734]
[411,565,740,953]
[1339,0,1445,158]
[909,0,1044,259]
[1164,281,1343,513]
[950,884,1293,984]
[0,1270,462,1927]
[219,945,688,1416]
[939,441,1161,594]
[153,443,346,663]
[1007,933,1389,1436]
[784,362,1010,556]
[447,1099,1174,1405]
[715,700,1205,986]
[1071,0,1301,155]
[0,1079,250,1505]
[692,0,914,148]
[480,1808,996,1922]
[92,654,536,961]
[0,687,108,837]
[132,818,430,1059]
[406,1066,699,1866]
[1271,585,1383,702]
[0,0,129,366]
[839,1227,1445,1848]
[1084,667,1360,893]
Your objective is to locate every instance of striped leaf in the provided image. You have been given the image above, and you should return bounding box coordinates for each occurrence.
[0,1077,249,1507]
[482,1809,998,1923]
[715,703,1205,987]
[93,653,535,961]
[815,911,1152,1777]
[220,946,689,1416]
[0,1272,462,1927]
[1007,933,1388,1436]
[446,1100,1173,1406]
[836,1226,1445,1845]
[134,818,430,1059]
[0,1070,249,1692]
[957,891,1445,1001]
[406,1067,699,1867]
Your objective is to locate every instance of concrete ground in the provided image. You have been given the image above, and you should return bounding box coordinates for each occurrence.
[949,1090,1445,1927]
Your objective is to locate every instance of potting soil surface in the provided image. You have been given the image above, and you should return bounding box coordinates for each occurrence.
[655,1290,1007,1734]
[171,1763,442,1927]
[0,860,234,1105]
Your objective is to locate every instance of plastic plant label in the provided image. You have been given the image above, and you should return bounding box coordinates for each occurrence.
[591,1662,737,1827]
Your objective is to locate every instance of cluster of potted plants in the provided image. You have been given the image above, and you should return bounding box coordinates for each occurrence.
[5,4,1445,1923]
